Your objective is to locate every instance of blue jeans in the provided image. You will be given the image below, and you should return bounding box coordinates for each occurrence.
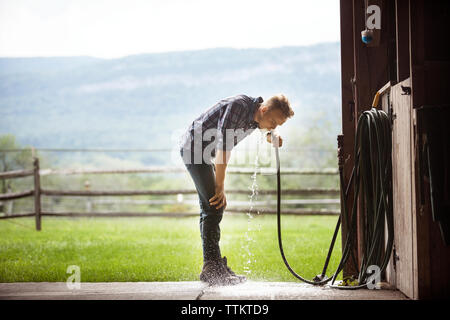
[180,149,223,263]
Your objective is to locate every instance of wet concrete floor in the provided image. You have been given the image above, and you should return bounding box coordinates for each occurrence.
[0,281,408,300]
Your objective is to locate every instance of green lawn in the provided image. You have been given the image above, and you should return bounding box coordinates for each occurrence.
[0,215,342,282]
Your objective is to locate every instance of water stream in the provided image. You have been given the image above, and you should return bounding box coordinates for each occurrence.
[242,132,264,276]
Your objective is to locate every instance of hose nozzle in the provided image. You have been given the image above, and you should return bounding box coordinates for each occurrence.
[270,130,281,148]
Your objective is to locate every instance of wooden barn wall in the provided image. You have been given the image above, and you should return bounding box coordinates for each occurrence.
[339,0,396,277]
[339,0,357,278]
[410,0,450,299]
[339,0,450,299]
[410,0,450,109]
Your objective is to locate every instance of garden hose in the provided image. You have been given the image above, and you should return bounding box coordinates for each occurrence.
[274,141,334,285]
[274,107,394,289]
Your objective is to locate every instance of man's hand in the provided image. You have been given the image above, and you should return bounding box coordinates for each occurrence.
[266,132,283,147]
[209,184,227,210]
[210,149,230,210]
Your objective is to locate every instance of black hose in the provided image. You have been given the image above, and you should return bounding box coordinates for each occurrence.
[275,143,333,285]
[274,108,394,289]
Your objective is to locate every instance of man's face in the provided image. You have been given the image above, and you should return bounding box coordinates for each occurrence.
[258,107,287,131]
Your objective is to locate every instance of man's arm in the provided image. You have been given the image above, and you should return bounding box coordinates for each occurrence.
[209,149,231,210]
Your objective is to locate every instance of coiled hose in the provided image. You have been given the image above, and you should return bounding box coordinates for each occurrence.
[275,108,394,288]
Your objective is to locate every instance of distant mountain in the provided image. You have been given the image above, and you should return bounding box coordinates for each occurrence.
[0,43,341,166]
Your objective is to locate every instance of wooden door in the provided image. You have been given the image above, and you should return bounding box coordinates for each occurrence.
[386,78,416,298]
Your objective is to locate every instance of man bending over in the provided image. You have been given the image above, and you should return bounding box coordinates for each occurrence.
[180,94,294,285]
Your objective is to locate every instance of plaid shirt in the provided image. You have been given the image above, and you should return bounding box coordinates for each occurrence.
[180,94,263,164]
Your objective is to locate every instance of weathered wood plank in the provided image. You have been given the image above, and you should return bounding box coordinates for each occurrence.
[33,158,41,231]
[41,188,340,197]
[0,190,34,201]
[40,209,340,217]
[390,78,415,298]
[39,167,338,176]
[0,169,34,180]
[40,212,198,218]
[0,213,35,219]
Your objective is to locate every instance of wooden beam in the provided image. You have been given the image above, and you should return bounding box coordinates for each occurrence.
[89,198,340,206]
[409,0,425,109]
[40,209,340,217]
[33,157,41,231]
[41,188,340,197]
[340,0,358,277]
[395,0,410,82]
[0,190,34,201]
[0,213,35,220]
[409,0,429,300]
[41,212,198,218]
[0,169,34,180]
[227,208,340,216]
[39,167,338,176]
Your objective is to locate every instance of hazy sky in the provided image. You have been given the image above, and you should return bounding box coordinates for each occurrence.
[0,0,340,58]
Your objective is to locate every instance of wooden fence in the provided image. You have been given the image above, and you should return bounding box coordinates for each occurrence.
[0,157,340,230]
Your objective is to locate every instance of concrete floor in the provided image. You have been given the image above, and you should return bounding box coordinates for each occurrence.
[0,281,408,300]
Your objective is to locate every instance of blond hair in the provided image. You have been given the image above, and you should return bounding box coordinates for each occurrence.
[265,94,294,118]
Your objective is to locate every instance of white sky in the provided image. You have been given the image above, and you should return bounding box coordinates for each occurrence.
[0,0,340,58]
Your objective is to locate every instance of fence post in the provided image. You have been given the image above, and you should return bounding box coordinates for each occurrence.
[33,156,42,231]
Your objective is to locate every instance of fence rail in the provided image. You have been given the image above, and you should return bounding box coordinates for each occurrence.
[39,167,338,176]
[41,188,339,197]
[0,169,34,179]
[0,189,34,201]
[0,157,340,230]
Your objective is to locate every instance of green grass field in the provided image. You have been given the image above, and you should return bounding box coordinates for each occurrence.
[0,215,342,283]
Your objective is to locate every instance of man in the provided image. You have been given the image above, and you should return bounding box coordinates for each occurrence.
[180,94,294,285]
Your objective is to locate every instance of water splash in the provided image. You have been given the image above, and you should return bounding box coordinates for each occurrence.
[242,132,263,275]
